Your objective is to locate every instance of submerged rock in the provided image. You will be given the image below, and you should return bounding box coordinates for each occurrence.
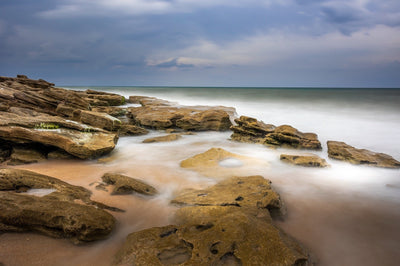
[101,173,158,196]
[142,134,182,143]
[172,175,284,216]
[0,192,115,243]
[118,124,149,136]
[114,176,311,265]
[127,96,235,131]
[280,154,329,168]
[180,147,268,178]
[231,116,322,150]
[327,141,400,168]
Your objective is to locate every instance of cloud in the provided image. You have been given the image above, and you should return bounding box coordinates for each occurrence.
[37,0,282,18]
[146,25,400,69]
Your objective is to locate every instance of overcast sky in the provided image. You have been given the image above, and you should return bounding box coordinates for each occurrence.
[1,0,399,87]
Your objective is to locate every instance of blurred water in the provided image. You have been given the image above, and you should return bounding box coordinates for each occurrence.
[1,87,399,266]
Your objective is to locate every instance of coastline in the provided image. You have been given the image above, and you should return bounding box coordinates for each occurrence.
[1,76,400,265]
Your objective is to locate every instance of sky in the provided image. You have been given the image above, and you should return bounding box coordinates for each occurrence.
[0,0,400,87]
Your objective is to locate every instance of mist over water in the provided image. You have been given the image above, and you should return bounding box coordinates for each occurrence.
[1,87,399,265]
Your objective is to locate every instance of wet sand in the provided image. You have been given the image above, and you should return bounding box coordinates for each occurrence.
[1,132,400,265]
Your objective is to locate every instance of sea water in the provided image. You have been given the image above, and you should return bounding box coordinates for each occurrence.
[1,87,399,266]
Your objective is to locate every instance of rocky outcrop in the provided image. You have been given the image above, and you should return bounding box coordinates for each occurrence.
[142,134,182,143]
[80,110,122,131]
[280,154,329,168]
[327,141,400,168]
[180,147,268,178]
[118,124,149,136]
[0,75,129,162]
[231,116,322,150]
[114,176,311,265]
[0,168,121,242]
[0,192,115,243]
[127,96,234,131]
[101,173,158,196]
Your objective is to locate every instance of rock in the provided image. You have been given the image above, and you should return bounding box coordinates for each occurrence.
[85,89,126,106]
[127,96,234,131]
[172,175,283,216]
[142,134,182,143]
[47,149,77,160]
[101,173,158,196]
[0,140,12,163]
[118,124,149,136]
[180,147,268,178]
[0,168,122,212]
[8,147,47,165]
[91,106,127,117]
[280,154,329,168]
[0,191,115,243]
[231,116,322,150]
[327,141,400,168]
[114,176,311,266]
[80,110,122,131]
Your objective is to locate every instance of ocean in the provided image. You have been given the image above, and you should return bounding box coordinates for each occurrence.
[1,87,399,266]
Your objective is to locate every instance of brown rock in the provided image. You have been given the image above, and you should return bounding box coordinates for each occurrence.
[280,154,329,167]
[127,96,234,131]
[85,89,126,106]
[0,192,115,243]
[101,173,158,196]
[231,116,322,150]
[114,176,311,266]
[180,147,268,178]
[142,134,182,143]
[118,124,149,136]
[327,141,400,168]
[47,149,77,160]
[80,110,122,131]
[8,147,46,165]
[172,175,283,216]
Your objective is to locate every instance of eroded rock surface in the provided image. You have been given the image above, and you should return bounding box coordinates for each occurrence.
[180,147,268,178]
[101,173,158,196]
[114,176,311,265]
[127,96,235,131]
[0,168,119,242]
[327,141,400,168]
[280,154,329,168]
[231,116,322,150]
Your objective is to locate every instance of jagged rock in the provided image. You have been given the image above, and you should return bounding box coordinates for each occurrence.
[0,192,115,243]
[327,141,400,168]
[180,147,267,178]
[280,154,329,168]
[127,96,234,131]
[0,108,118,159]
[171,175,283,216]
[80,110,122,131]
[118,124,149,136]
[231,116,322,150]
[142,134,182,143]
[114,176,311,266]
[85,89,126,106]
[101,173,158,196]
[8,147,47,165]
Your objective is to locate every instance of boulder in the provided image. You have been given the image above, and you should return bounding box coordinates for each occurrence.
[327,141,400,168]
[80,110,122,131]
[171,175,283,216]
[180,147,268,178]
[142,134,182,143]
[0,192,115,243]
[280,154,329,168]
[101,173,158,196]
[118,124,149,136]
[114,176,311,265]
[231,116,322,150]
[85,89,126,106]
[127,96,234,131]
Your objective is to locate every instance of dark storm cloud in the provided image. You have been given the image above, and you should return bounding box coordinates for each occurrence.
[0,0,399,87]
